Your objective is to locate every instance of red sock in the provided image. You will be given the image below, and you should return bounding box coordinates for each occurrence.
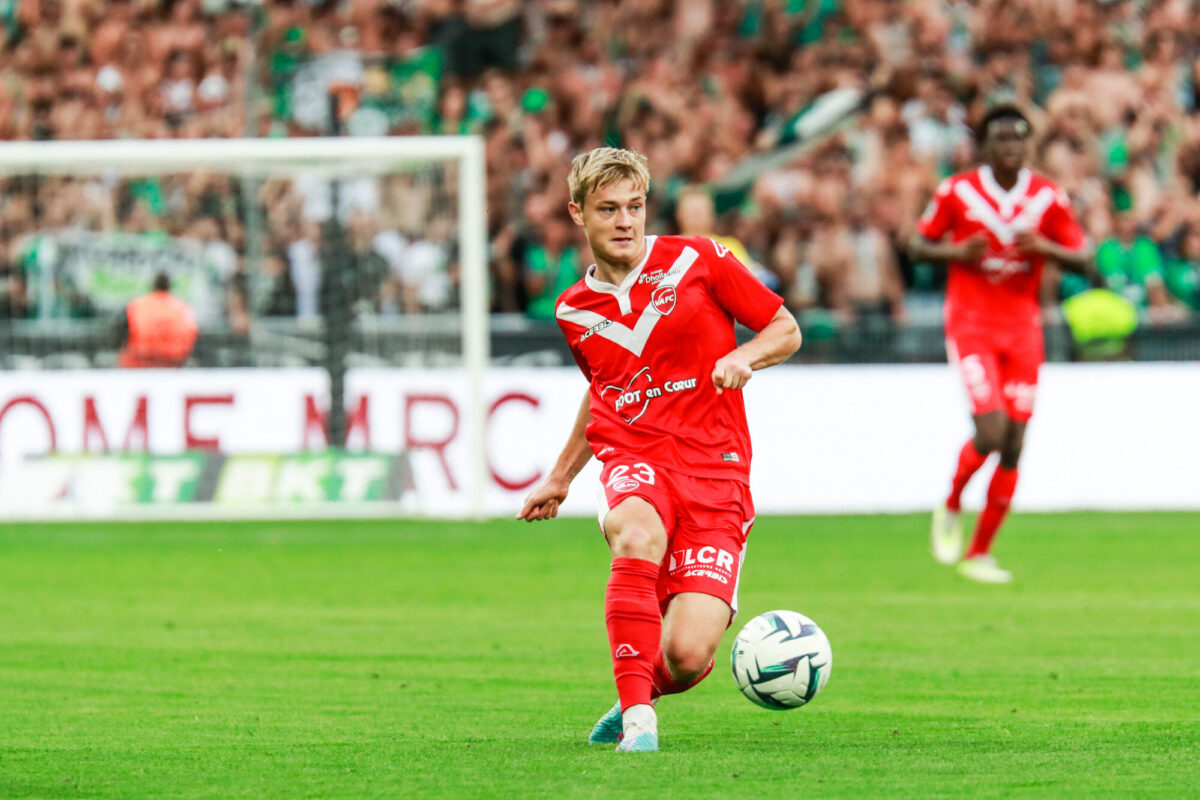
[966,466,1018,558]
[651,651,714,700]
[605,557,662,711]
[946,440,989,512]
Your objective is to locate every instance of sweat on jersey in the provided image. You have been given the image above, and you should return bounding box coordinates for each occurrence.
[554,234,784,484]
[917,165,1086,330]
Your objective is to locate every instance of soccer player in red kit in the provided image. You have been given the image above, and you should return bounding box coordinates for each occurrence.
[517,147,801,751]
[909,105,1093,583]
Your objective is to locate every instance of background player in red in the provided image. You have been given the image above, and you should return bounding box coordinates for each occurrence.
[517,147,801,751]
[909,105,1093,583]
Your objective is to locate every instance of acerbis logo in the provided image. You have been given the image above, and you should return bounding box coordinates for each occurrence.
[614,644,640,658]
[650,285,677,316]
[580,318,612,341]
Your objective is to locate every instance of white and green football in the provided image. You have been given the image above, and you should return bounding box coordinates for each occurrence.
[731,609,832,710]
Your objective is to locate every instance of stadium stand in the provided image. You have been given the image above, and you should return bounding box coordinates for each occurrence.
[1,0,1199,367]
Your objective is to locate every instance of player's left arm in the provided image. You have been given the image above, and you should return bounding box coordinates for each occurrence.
[1014,188,1095,276]
[702,237,802,394]
[712,305,801,395]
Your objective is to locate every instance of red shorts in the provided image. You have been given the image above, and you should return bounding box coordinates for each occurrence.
[946,323,1043,422]
[598,458,754,619]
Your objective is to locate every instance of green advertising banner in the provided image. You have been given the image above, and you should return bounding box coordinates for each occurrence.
[2,452,410,511]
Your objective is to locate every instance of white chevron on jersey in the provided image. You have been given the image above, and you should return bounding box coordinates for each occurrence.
[954,181,1056,245]
[556,246,700,357]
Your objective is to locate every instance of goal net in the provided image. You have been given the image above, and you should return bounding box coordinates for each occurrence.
[0,136,490,519]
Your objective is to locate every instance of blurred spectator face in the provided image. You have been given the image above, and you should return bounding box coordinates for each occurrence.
[441,84,466,122]
[524,193,551,228]
[542,218,573,252]
[1182,227,1200,259]
[59,35,83,66]
[1112,211,1137,242]
[1097,42,1124,71]
[675,190,716,236]
[981,119,1030,173]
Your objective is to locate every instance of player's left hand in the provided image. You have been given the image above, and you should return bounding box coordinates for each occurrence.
[712,353,753,395]
[1014,230,1049,255]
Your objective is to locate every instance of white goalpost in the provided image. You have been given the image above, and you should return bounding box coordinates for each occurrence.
[0,136,491,519]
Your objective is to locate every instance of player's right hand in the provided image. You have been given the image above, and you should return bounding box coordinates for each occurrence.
[955,234,989,262]
[516,478,570,522]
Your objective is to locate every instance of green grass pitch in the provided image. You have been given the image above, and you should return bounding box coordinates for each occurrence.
[1,512,1198,799]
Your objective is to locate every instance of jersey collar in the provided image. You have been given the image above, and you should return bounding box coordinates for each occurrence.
[584,235,657,315]
[978,165,1031,218]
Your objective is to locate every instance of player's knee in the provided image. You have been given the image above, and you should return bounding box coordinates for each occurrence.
[663,639,716,683]
[973,429,1003,454]
[609,524,665,561]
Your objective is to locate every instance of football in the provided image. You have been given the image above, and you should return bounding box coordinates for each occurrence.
[731,610,832,710]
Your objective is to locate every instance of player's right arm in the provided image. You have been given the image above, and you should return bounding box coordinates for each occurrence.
[516,391,593,522]
[907,231,988,265]
[907,177,988,265]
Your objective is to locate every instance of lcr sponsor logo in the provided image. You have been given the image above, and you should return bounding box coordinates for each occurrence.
[669,546,735,572]
[669,546,736,584]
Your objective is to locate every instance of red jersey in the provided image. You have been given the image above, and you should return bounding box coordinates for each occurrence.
[917,166,1086,330]
[555,235,783,483]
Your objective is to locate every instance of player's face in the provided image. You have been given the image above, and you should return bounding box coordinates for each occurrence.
[569,179,647,271]
[983,119,1029,173]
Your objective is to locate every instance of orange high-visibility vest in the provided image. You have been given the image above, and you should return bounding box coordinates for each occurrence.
[119,291,198,368]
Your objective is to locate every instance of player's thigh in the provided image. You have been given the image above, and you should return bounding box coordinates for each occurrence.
[662,591,733,667]
[947,330,1003,416]
[598,459,673,560]
[661,476,752,618]
[997,335,1043,423]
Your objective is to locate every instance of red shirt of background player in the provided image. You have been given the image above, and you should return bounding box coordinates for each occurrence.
[910,105,1094,585]
[916,165,1086,332]
[555,234,782,485]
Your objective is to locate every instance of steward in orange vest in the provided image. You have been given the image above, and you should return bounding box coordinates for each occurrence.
[118,272,198,368]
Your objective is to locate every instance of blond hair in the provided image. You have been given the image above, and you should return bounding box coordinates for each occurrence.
[567,147,651,207]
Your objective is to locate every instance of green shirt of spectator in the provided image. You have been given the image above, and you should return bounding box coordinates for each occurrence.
[1095,222,1164,309]
[524,242,580,321]
[1163,257,1199,310]
[1163,226,1200,310]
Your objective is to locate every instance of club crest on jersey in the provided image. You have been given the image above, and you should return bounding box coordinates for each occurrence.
[650,285,677,316]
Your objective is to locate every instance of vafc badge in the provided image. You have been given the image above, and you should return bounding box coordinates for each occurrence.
[650,285,677,316]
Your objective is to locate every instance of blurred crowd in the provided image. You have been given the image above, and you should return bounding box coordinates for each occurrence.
[2,0,1200,331]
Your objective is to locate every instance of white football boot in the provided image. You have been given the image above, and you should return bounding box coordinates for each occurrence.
[931,505,963,565]
[957,554,1013,584]
[614,703,658,753]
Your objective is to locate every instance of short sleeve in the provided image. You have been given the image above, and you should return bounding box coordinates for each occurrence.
[915,179,956,241]
[1040,188,1087,251]
[556,316,594,380]
[702,237,784,332]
